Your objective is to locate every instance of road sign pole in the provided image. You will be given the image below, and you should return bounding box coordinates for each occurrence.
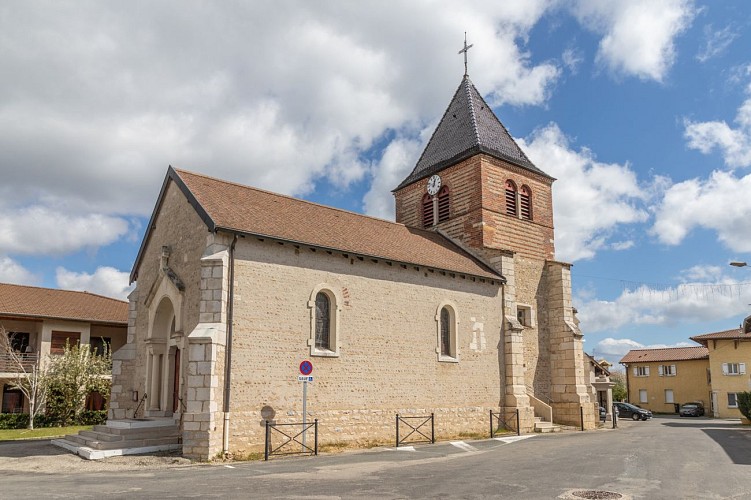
[302,380,308,451]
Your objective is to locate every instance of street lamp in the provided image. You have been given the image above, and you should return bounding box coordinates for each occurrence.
[730,261,748,267]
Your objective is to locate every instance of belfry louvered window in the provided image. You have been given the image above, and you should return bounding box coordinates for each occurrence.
[422,193,434,228]
[505,180,517,216]
[440,307,451,356]
[520,185,532,220]
[315,292,330,349]
[437,186,450,223]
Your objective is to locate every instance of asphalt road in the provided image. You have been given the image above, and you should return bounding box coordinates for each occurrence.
[2,416,751,499]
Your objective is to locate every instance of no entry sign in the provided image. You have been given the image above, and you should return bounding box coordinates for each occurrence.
[299,360,313,376]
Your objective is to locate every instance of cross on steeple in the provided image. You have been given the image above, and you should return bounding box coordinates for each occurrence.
[458,32,473,76]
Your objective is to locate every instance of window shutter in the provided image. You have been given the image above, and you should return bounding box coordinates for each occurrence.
[741,363,746,375]
[437,186,450,223]
[722,363,729,375]
[633,367,637,376]
[520,186,532,220]
[422,194,434,228]
[645,366,650,376]
[671,364,676,375]
[658,365,664,376]
[505,180,517,216]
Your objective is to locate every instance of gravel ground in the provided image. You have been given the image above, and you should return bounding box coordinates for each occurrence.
[0,439,194,473]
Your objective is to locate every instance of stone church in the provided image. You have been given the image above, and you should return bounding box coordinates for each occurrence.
[109,74,595,459]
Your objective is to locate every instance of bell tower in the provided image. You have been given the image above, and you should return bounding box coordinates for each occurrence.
[393,72,595,431]
[393,74,555,262]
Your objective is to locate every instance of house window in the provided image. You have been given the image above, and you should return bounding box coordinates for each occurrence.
[639,389,648,403]
[51,331,80,355]
[665,389,674,404]
[436,302,459,362]
[520,185,532,220]
[6,332,29,353]
[723,362,746,375]
[634,366,650,377]
[90,337,111,357]
[505,180,517,216]
[308,286,340,357]
[436,186,450,223]
[516,304,535,327]
[422,193,434,228]
[658,364,676,377]
[728,392,739,408]
[2,385,24,413]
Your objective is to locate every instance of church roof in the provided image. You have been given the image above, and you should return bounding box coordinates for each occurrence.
[0,282,127,325]
[131,168,503,283]
[395,75,552,191]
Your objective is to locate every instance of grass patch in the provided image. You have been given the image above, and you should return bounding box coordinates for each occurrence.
[0,425,92,441]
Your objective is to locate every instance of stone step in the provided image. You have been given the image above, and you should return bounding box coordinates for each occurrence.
[93,423,179,437]
[534,421,561,433]
[64,434,181,451]
[79,430,123,442]
[51,438,182,461]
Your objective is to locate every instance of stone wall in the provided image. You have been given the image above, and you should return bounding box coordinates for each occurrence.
[224,236,506,454]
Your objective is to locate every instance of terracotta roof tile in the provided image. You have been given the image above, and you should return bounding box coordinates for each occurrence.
[0,283,127,325]
[619,346,708,364]
[170,169,501,281]
[689,328,748,343]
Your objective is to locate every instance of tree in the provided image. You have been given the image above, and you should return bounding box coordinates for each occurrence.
[0,327,51,429]
[738,392,751,421]
[610,371,628,402]
[46,341,112,426]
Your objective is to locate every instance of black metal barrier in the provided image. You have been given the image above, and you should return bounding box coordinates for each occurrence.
[396,413,435,447]
[264,419,318,460]
[490,409,521,437]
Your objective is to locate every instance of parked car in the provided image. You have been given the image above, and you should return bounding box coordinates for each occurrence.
[599,406,606,422]
[679,402,705,417]
[614,402,652,420]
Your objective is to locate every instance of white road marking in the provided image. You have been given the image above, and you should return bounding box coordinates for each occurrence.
[224,465,236,469]
[396,446,416,452]
[494,435,535,444]
[450,441,479,452]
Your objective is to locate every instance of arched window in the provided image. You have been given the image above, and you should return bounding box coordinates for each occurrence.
[422,193,434,228]
[315,292,331,350]
[437,186,450,223]
[440,307,451,356]
[520,185,532,220]
[436,302,458,362]
[309,286,340,357]
[505,180,517,216]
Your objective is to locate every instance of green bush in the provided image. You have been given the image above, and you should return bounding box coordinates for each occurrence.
[738,392,751,420]
[0,411,105,429]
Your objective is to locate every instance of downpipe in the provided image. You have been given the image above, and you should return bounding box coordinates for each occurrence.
[222,234,238,457]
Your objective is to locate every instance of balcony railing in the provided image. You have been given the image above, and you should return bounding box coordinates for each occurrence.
[0,352,39,373]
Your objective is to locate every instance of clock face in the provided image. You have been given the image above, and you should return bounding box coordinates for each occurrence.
[427,175,441,196]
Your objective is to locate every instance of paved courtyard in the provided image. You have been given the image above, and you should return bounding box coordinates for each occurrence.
[2,416,751,498]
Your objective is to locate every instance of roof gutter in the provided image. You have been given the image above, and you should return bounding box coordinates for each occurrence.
[222,233,238,457]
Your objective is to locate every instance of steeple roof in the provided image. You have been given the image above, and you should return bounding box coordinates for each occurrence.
[395,75,552,191]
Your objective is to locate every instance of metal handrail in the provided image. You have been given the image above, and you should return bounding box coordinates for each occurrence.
[0,352,39,372]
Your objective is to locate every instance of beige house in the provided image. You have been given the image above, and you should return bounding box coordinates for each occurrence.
[620,347,710,414]
[0,283,127,413]
[104,74,596,460]
[690,328,751,418]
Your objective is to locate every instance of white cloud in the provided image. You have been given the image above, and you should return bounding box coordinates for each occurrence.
[363,136,423,220]
[56,266,133,300]
[562,47,584,74]
[696,24,739,63]
[518,123,649,261]
[0,205,129,255]
[595,337,697,363]
[651,170,751,251]
[571,0,696,82]
[684,80,751,168]
[577,265,751,333]
[0,256,37,285]
[0,1,563,226]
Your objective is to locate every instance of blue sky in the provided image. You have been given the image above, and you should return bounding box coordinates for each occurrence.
[2,1,751,366]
